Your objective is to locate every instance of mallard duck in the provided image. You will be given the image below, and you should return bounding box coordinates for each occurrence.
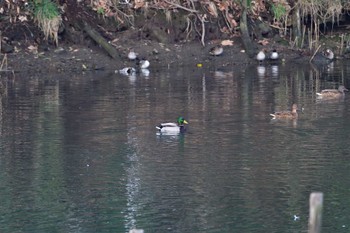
[128,49,138,60]
[269,49,279,60]
[316,85,348,99]
[270,104,298,119]
[209,45,223,56]
[156,117,188,133]
[256,50,266,63]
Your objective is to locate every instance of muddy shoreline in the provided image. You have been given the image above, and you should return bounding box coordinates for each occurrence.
[3,37,311,76]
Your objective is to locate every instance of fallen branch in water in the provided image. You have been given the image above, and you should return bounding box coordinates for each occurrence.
[0,54,8,71]
[310,44,322,62]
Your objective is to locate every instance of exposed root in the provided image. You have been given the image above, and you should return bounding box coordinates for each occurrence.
[185,16,193,41]
[0,54,8,71]
[163,0,198,13]
[198,14,207,47]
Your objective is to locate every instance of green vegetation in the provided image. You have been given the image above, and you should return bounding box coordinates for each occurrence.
[271,3,287,22]
[32,0,61,46]
[33,0,59,20]
[96,7,105,16]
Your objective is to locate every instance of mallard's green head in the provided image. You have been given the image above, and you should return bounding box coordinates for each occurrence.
[177,117,188,125]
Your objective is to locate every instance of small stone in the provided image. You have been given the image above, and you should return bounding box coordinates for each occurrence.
[153,48,159,54]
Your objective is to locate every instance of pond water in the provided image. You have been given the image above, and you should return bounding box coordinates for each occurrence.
[0,60,350,233]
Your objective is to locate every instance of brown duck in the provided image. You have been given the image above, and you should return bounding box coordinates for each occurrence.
[316,85,348,99]
[270,104,298,119]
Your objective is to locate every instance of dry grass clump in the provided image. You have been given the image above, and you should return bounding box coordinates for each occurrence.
[298,0,342,49]
[299,0,342,25]
[33,0,62,46]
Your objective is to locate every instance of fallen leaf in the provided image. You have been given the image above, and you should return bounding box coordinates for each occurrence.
[111,38,119,43]
[207,2,218,18]
[230,18,238,28]
[18,15,27,22]
[134,0,145,9]
[258,39,269,46]
[217,1,229,11]
[221,40,234,46]
[220,26,230,34]
[27,45,38,54]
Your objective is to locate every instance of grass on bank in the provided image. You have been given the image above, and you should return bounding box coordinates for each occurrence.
[33,0,62,46]
[1,0,349,50]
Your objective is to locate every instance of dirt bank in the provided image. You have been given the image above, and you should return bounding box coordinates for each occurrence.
[3,30,309,76]
[0,1,338,75]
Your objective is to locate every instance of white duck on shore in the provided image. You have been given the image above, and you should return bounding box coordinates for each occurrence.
[269,49,279,60]
[128,49,138,60]
[256,49,266,63]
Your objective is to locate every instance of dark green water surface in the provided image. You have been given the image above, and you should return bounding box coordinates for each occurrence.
[0,61,350,233]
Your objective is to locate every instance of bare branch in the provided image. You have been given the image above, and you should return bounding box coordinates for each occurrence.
[164,0,198,13]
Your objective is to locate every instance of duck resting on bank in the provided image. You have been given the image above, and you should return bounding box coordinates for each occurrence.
[270,104,298,119]
[156,117,188,133]
[256,49,266,63]
[316,85,348,99]
[209,45,224,56]
[269,49,279,60]
[128,49,138,60]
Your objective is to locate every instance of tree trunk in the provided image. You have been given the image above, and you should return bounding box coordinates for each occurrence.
[292,5,301,47]
[240,0,255,58]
